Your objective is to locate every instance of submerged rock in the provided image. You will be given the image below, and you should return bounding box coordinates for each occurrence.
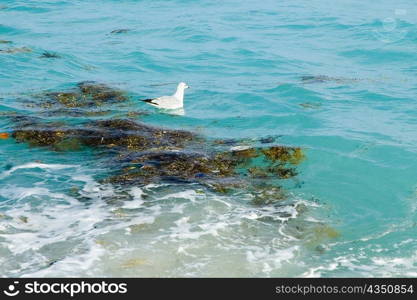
[0,47,32,54]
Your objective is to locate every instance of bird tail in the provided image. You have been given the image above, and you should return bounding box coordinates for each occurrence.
[141,98,154,103]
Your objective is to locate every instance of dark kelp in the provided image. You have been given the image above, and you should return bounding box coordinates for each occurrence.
[12,119,194,152]
[110,29,131,34]
[11,117,305,197]
[24,81,135,118]
[301,75,360,84]
[40,51,61,59]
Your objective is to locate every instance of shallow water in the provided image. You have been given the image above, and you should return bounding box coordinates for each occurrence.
[1,0,417,277]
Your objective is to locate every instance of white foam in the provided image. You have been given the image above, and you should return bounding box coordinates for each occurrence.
[0,186,75,204]
[159,189,199,202]
[122,187,145,209]
[22,240,106,277]
[0,163,76,179]
[0,162,326,277]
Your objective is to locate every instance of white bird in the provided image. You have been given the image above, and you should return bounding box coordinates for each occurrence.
[141,82,189,109]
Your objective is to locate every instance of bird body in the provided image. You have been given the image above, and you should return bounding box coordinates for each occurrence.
[142,82,189,109]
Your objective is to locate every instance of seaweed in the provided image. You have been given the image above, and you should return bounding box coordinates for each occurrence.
[107,144,302,192]
[108,151,217,185]
[301,75,360,84]
[80,119,195,151]
[40,51,61,59]
[44,92,81,108]
[21,82,149,119]
[12,123,303,186]
[251,185,286,205]
[77,81,127,102]
[261,146,305,165]
[110,29,131,34]
[54,138,83,151]
[231,147,258,159]
[10,116,304,194]
[0,47,32,54]
[259,136,276,144]
[11,118,195,154]
[301,75,331,83]
[40,108,112,117]
[248,166,269,178]
[37,81,128,110]
[299,103,321,109]
[12,124,74,150]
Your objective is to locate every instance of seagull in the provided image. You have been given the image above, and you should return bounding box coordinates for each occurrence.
[141,82,189,109]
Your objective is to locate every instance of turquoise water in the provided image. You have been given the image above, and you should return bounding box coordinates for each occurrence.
[1,0,417,277]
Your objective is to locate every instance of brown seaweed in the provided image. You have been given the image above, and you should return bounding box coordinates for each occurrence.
[0,47,32,54]
[11,119,194,152]
[37,81,128,110]
[11,115,305,195]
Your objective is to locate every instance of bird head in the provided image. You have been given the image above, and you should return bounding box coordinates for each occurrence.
[178,82,190,90]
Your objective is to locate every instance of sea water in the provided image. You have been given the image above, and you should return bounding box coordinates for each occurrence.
[1,0,417,277]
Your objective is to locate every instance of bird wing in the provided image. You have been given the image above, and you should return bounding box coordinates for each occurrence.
[142,96,181,109]
[141,98,158,105]
[143,96,174,105]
